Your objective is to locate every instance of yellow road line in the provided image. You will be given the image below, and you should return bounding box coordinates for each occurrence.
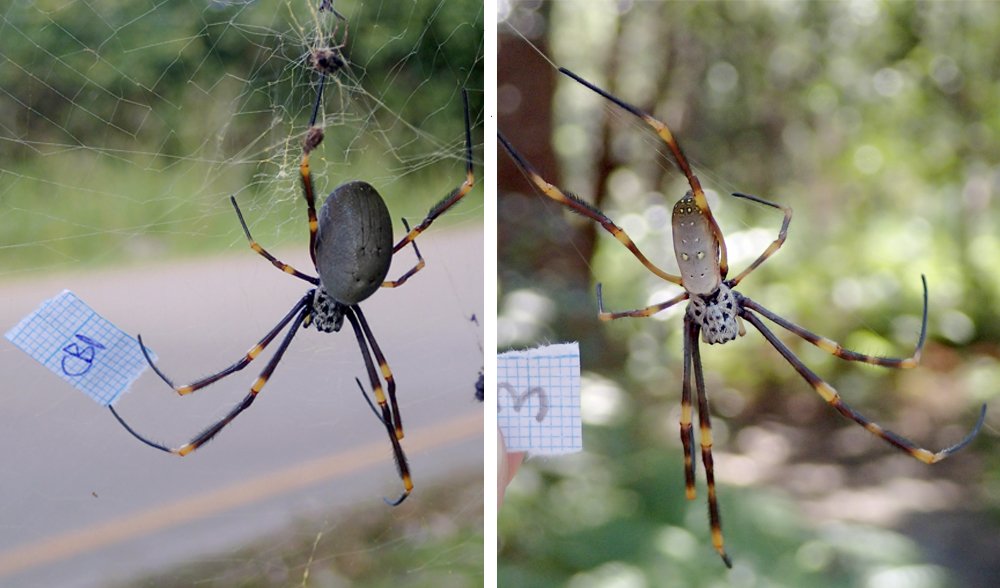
[0,410,482,579]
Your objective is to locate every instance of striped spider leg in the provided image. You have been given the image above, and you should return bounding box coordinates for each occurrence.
[500,67,987,567]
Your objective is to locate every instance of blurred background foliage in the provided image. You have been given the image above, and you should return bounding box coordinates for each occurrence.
[499,1,999,586]
[0,0,483,275]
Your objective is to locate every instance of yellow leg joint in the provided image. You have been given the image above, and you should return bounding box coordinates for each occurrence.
[816,381,838,403]
[816,337,839,354]
[251,377,266,394]
[700,426,713,447]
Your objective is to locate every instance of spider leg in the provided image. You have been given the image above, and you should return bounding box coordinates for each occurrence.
[344,306,412,505]
[739,275,928,368]
[558,67,729,278]
[742,309,987,463]
[111,304,310,456]
[352,305,403,440]
[499,132,683,286]
[382,218,425,288]
[392,89,475,254]
[231,197,320,285]
[318,0,346,21]
[725,192,792,288]
[354,377,387,423]
[596,283,689,321]
[689,318,733,568]
[140,294,312,395]
[680,314,697,500]
[301,73,328,267]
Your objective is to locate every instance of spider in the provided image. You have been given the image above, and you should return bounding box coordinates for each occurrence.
[318,0,344,20]
[110,70,475,506]
[309,3,348,76]
[499,67,987,566]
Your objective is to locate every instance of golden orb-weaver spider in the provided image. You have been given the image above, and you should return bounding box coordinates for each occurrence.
[110,57,475,506]
[499,67,986,566]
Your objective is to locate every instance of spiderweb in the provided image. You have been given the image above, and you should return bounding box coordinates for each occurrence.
[0,1,483,586]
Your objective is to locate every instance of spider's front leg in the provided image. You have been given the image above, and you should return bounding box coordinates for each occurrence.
[557,67,728,281]
[499,132,683,286]
[391,89,476,255]
[300,73,328,268]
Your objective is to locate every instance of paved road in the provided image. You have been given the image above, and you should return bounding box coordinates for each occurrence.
[0,226,484,587]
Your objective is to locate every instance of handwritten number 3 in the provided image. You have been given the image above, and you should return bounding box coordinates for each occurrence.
[498,382,549,422]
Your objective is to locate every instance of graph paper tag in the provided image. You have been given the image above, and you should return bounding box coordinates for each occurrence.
[498,342,582,455]
[5,290,153,406]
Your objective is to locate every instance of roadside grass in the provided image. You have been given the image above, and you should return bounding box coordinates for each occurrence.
[117,470,483,588]
[1,151,475,277]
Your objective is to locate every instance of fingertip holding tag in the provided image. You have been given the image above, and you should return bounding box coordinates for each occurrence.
[497,342,582,455]
[5,290,154,406]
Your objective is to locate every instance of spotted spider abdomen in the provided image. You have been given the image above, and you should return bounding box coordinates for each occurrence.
[314,180,393,305]
[672,191,721,295]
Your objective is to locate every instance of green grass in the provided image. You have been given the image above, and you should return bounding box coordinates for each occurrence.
[118,471,483,588]
[0,148,477,277]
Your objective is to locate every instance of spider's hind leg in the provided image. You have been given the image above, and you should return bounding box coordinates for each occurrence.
[138,294,313,396]
[112,301,311,456]
[742,309,987,464]
[680,315,697,500]
[688,316,733,568]
[343,306,412,505]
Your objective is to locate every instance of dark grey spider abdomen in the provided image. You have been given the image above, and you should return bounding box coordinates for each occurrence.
[314,180,393,305]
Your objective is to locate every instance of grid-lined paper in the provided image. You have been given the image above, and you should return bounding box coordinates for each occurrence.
[498,342,582,454]
[5,290,153,406]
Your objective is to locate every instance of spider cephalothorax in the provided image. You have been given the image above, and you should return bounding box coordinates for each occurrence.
[687,283,744,344]
[310,288,344,333]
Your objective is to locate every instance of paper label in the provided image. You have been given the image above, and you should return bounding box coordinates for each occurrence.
[5,290,153,406]
[497,342,582,454]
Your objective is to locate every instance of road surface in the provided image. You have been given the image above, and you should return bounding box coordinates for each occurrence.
[0,225,484,587]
